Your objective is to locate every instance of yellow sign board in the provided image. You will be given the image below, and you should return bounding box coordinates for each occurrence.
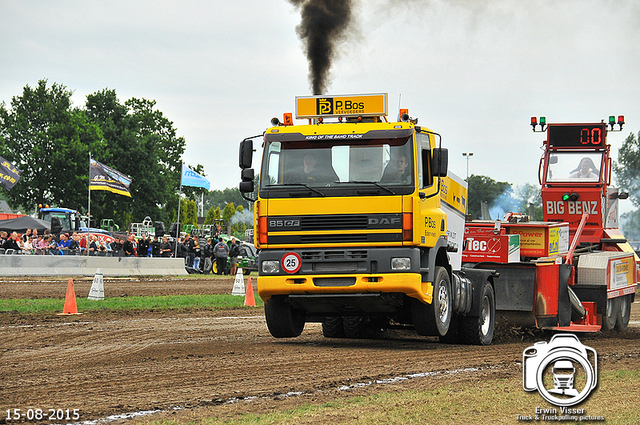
[439,175,467,217]
[296,93,388,119]
[611,257,635,289]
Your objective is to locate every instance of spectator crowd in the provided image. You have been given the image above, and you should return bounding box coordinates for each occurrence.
[0,228,244,275]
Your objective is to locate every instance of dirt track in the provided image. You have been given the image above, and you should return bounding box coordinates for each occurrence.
[1,277,639,424]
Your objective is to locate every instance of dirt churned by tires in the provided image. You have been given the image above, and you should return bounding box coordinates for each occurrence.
[1,276,639,424]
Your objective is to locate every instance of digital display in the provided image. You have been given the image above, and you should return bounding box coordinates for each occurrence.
[547,124,606,148]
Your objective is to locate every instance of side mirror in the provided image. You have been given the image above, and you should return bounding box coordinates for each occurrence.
[239,168,254,194]
[239,138,254,169]
[239,180,254,193]
[432,148,448,177]
[51,216,63,235]
[239,168,256,202]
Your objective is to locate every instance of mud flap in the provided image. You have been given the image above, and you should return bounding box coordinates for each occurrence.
[459,267,496,317]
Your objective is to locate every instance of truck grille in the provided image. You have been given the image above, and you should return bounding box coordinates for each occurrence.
[266,213,403,245]
[315,262,358,272]
[302,250,368,260]
[301,215,368,230]
[313,277,357,287]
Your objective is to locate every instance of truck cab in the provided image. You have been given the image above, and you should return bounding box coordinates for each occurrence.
[240,94,495,344]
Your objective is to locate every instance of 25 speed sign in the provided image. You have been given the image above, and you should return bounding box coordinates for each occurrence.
[281,252,302,273]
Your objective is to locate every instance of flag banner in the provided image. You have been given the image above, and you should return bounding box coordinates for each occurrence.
[181,164,210,190]
[0,156,22,191]
[89,159,132,197]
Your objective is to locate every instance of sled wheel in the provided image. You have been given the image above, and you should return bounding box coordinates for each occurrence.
[602,297,618,331]
[615,295,632,331]
[568,286,586,322]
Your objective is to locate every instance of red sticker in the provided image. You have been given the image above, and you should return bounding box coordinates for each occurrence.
[281,252,302,273]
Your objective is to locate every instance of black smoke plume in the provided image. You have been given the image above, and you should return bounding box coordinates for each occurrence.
[288,0,353,95]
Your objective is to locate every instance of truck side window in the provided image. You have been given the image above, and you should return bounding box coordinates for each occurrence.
[417,133,433,189]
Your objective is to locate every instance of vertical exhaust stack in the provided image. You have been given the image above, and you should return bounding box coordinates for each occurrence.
[288,0,354,95]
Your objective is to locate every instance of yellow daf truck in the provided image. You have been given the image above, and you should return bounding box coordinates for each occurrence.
[239,93,496,344]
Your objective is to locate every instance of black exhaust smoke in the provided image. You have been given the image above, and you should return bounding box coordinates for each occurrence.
[288,0,354,95]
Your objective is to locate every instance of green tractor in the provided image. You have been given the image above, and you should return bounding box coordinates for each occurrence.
[210,237,258,275]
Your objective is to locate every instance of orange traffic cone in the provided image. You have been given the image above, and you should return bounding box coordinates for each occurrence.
[58,278,82,315]
[244,277,256,307]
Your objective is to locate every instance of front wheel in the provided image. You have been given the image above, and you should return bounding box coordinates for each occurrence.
[264,296,305,338]
[461,281,495,346]
[412,266,452,337]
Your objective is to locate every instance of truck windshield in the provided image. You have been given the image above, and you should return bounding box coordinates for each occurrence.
[261,137,413,188]
[545,152,603,183]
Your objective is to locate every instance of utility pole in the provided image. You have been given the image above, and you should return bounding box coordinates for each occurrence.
[462,152,473,214]
[462,152,474,181]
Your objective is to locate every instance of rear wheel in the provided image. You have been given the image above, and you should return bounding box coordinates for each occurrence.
[461,281,495,346]
[264,296,305,338]
[412,266,452,336]
[343,316,366,339]
[615,295,632,331]
[322,316,344,338]
[602,297,618,331]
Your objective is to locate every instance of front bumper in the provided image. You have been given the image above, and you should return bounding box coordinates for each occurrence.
[257,272,433,305]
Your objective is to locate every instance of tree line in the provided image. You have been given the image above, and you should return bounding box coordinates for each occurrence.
[0,80,184,226]
[0,79,254,237]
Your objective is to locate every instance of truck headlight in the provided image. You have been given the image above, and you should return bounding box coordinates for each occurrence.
[262,260,280,274]
[391,257,411,271]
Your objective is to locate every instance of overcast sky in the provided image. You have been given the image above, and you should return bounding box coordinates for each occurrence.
[2,0,639,213]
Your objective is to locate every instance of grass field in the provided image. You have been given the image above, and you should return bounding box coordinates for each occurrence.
[142,370,640,425]
[0,294,263,313]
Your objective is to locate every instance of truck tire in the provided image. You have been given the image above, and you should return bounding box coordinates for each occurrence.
[412,266,452,336]
[615,295,632,332]
[322,316,344,338]
[264,296,305,338]
[602,297,618,331]
[343,316,366,339]
[461,281,495,346]
[439,313,462,344]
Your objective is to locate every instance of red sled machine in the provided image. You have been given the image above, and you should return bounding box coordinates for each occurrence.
[463,116,637,332]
